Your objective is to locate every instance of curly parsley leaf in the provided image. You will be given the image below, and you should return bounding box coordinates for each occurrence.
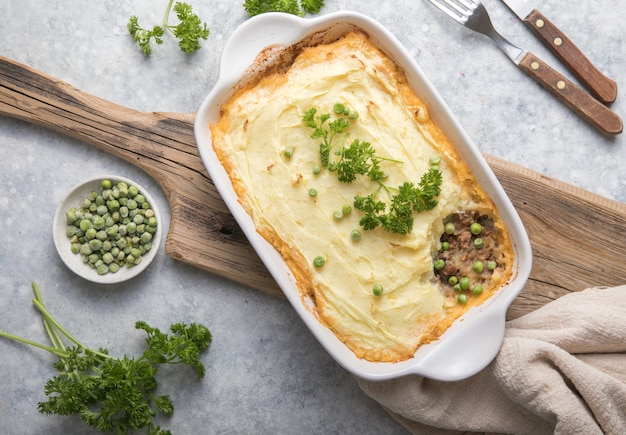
[128,1,209,55]
[243,0,325,17]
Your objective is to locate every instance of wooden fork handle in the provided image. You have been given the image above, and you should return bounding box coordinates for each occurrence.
[518,52,623,136]
[523,9,617,104]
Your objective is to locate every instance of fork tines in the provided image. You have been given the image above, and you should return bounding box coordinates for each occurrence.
[428,0,479,22]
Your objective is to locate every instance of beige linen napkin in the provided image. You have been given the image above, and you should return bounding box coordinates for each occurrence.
[358,285,626,434]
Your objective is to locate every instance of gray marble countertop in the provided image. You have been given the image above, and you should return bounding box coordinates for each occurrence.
[0,1,624,434]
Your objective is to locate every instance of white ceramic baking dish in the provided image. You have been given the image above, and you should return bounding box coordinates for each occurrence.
[195,11,532,381]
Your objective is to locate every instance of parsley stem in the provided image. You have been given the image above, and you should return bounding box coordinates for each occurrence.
[31,298,112,360]
[0,330,66,358]
[32,282,65,351]
[162,0,175,28]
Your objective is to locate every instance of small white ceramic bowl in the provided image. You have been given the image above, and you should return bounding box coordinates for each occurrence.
[195,12,532,381]
[53,175,162,284]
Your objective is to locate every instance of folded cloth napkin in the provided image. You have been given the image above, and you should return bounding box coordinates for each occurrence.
[358,285,626,435]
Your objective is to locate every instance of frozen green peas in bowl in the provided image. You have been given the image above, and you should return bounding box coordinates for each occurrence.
[53,176,162,284]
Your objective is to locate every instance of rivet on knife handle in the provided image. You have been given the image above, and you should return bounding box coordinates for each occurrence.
[518,52,623,135]
[524,9,618,104]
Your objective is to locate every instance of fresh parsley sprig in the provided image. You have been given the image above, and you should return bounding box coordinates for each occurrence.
[0,282,212,434]
[128,1,209,55]
[354,169,443,234]
[303,106,442,235]
[243,0,326,17]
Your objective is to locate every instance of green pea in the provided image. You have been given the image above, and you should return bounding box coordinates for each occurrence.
[457,294,468,304]
[350,229,361,241]
[459,277,470,290]
[308,188,317,197]
[118,183,128,197]
[333,103,345,114]
[448,276,458,286]
[347,109,359,120]
[107,199,120,211]
[102,252,114,264]
[434,259,445,270]
[101,179,112,189]
[487,260,497,271]
[313,165,321,175]
[79,219,92,232]
[109,262,120,273]
[372,284,383,296]
[474,238,484,249]
[441,241,450,251]
[107,225,119,237]
[84,228,97,241]
[332,210,343,220]
[313,256,326,268]
[71,243,81,255]
[66,208,78,223]
[472,261,484,273]
[80,244,92,256]
[96,205,108,216]
[88,239,103,251]
[470,222,482,235]
[283,147,293,158]
[92,216,106,230]
[444,222,455,235]
[117,237,127,249]
[429,155,441,166]
[128,185,139,198]
[472,285,484,295]
[140,232,152,244]
[342,204,352,215]
[453,283,462,293]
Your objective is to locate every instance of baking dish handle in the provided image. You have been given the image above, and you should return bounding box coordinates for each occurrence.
[414,309,506,381]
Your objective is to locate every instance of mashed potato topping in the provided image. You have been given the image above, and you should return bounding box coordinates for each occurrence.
[210,31,513,362]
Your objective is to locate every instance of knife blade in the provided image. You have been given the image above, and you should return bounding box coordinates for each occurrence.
[500,0,618,104]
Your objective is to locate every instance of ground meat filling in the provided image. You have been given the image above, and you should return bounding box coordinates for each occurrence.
[434,211,503,302]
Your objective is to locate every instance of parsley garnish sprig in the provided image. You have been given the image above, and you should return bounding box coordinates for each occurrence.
[0,282,212,434]
[128,1,210,55]
[244,0,325,17]
[303,106,442,235]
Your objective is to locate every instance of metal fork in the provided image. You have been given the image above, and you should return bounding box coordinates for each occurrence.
[425,0,622,135]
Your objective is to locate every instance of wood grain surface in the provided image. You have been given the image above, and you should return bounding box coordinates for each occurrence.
[1,55,625,320]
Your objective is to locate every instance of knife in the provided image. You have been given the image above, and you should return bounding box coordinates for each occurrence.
[500,0,618,104]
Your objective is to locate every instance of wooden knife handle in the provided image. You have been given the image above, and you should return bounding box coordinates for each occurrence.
[524,9,618,104]
[518,52,622,135]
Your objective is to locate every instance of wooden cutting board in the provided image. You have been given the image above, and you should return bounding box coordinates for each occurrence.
[2,56,625,320]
